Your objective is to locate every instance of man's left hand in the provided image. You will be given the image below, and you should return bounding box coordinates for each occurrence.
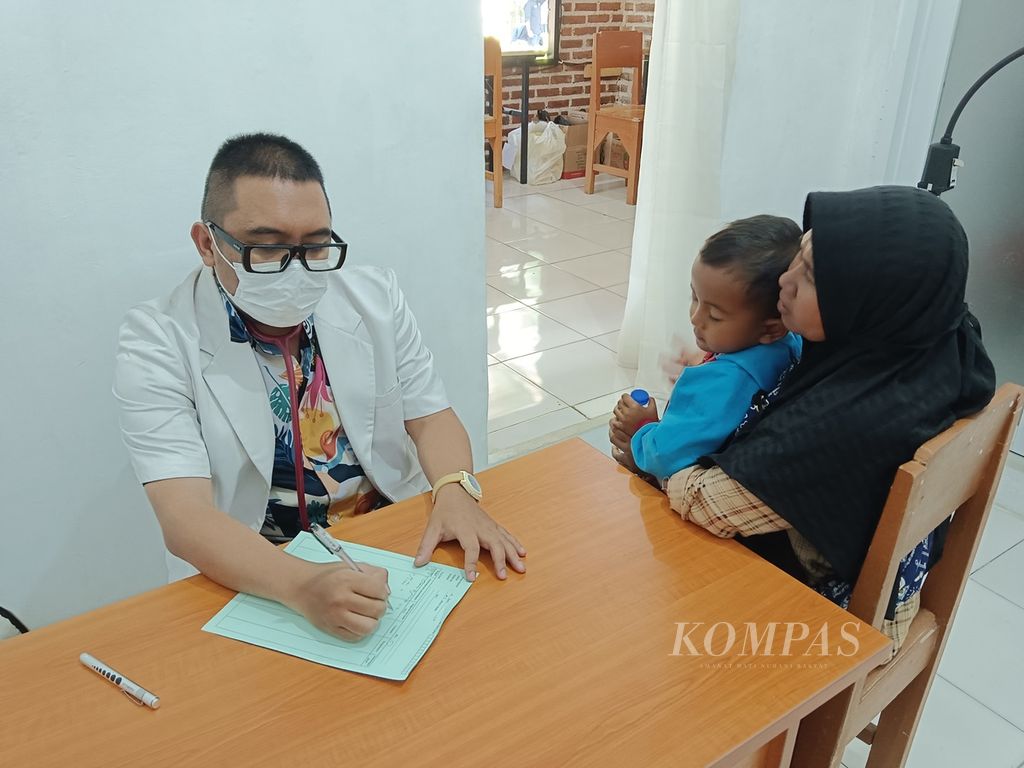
[414,487,527,582]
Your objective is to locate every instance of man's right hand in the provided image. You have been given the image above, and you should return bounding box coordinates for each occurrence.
[288,561,391,641]
[144,478,393,643]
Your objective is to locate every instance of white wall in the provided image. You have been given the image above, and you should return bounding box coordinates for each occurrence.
[930,0,1024,455]
[0,0,485,630]
[720,0,961,223]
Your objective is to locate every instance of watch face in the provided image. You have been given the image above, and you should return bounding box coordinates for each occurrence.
[464,473,482,495]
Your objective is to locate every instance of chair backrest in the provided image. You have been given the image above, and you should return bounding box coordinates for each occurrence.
[484,36,502,120]
[849,383,1024,630]
[589,30,645,113]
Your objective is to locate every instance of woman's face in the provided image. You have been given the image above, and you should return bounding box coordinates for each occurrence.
[778,230,825,341]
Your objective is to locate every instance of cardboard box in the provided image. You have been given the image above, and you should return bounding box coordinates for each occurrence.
[601,134,630,171]
[558,112,589,179]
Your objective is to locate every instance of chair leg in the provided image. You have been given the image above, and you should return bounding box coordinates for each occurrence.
[863,665,938,768]
[791,685,856,768]
[491,137,503,208]
[585,128,599,195]
[625,125,642,206]
[625,163,637,205]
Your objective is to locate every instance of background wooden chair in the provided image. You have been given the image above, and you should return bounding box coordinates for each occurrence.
[792,382,1024,768]
[484,36,503,209]
[584,30,645,205]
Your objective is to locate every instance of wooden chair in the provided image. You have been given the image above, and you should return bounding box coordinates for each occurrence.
[484,36,503,208]
[584,30,645,205]
[792,382,1024,768]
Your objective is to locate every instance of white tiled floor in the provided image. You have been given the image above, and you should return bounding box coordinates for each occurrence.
[484,173,1024,768]
[484,172,637,462]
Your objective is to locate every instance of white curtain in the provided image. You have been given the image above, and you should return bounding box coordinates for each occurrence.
[617,0,740,401]
[618,0,961,400]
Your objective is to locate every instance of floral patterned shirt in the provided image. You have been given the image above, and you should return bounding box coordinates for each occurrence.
[221,292,377,543]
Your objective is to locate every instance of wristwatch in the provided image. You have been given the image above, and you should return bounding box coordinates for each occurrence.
[431,470,483,503]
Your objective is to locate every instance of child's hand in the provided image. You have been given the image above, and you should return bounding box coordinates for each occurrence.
[608,423,641,474]
[611,393,659,438]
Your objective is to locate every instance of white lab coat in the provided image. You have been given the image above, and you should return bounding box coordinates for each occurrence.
[114,265,448,581]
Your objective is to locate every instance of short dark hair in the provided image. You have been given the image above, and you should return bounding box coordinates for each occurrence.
[201,133,329,221]
[699,215,801,317]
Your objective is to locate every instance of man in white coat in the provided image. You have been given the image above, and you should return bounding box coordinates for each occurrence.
[114,133,524,641]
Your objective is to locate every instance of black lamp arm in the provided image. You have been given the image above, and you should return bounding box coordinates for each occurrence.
[919,44,1024,195]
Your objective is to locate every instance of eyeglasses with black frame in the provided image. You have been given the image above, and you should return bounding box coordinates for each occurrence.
[205,221,348,274]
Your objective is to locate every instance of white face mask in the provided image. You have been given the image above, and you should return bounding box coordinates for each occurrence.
[209,227,329,328]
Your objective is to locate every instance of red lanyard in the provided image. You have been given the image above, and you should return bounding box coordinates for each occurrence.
[246,323,312,532]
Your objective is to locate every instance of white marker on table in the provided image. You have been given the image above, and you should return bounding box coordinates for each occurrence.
[80,652,160,709]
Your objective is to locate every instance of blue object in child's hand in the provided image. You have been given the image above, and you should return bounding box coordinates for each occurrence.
[630,388,650,406]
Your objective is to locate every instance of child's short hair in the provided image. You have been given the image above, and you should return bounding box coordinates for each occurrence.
[699,215,802,318]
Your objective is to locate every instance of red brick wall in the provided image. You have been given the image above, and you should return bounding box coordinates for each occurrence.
[499,0,655,133]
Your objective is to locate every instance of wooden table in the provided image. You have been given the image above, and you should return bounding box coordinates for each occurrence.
[0,440,890,767]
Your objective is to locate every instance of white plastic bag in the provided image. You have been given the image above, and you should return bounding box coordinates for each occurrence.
[502,120,566,185]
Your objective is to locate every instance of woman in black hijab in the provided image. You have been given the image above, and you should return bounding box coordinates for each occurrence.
[647,186,994,651]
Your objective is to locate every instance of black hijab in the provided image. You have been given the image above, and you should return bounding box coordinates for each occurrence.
[710,186,996,583]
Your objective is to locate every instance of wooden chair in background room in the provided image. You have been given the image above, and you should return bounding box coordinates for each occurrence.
[584,30,645,205]
[484,36,503,208]
[792,382,1024,768]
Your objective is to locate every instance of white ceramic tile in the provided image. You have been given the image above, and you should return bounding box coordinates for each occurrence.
[486,285,525,315]
[542,177,625,203]
[590,177,630,196]
[485,207,559,243]
[939,580,1024,730]
[540,175,589,191]
[507,229,610,263]
[487,363,567,432]
[841,736,868,768]
[487,355,501,366]
[500,193,568,218]
[503,339,636,405]
[486,175,531,199]
[995,454,1024,515]
[576,391,625,419]
[556,250,631,287]
[487,407,588,453]
[842,677,1024,768]
[580,198,637,220]
[579,218,635,250]
[486,238,544,277]
[487,305,585,362]
[533,290,626,338]
[504,194,616,234]
[607,281,629,298]
[909,677,1024,767]
[541,185,611,206]
[577,424,615,458]
[972,503,1024,573]
[592,331,620,353]
[974,541,1024,609]
[488,263,600,306]
[553,211,625,240]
